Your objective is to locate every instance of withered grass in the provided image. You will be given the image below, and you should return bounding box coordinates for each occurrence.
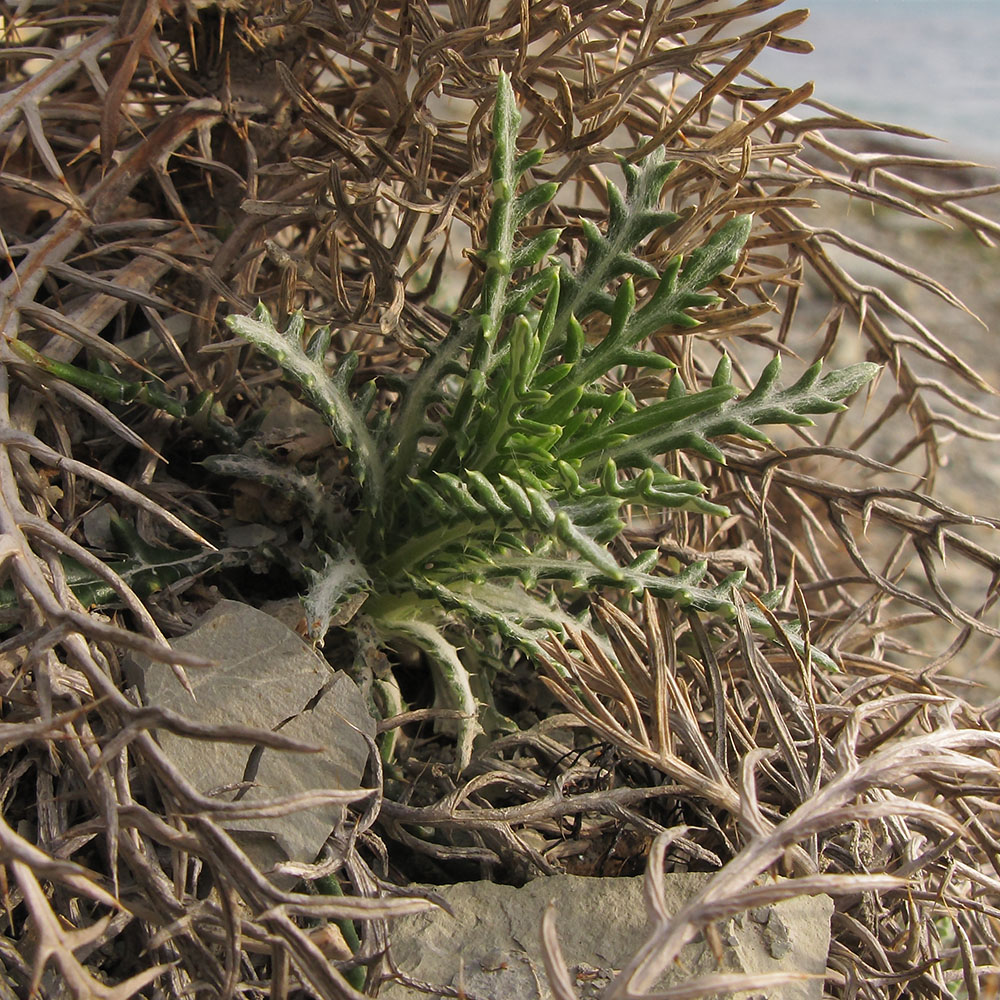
[2,1,1000,998]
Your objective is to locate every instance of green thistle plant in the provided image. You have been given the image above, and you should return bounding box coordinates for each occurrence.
[10,74,877,768]
[220,74,876,766]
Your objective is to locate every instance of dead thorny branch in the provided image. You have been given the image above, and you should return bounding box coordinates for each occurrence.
[1,1,999,998]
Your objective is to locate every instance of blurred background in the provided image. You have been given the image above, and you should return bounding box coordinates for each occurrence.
[748,0,1000,695]
[754,0,1000,166]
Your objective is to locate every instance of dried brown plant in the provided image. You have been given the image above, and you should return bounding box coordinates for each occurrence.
[1,1,999,998]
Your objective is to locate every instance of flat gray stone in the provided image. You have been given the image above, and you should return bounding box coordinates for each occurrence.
[127,600,374,881]
[384,873,832,1000]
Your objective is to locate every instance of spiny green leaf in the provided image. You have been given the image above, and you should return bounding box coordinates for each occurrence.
[0,517,236,616]
[552,150,682,347]
[511,228,562,270]
[586,356,879,471]
[302,545,371,641]
[227,307,384,508]
[514,182,559,223]
[560,384,736,462]
[8,337,241,447]
[622,215,753,344]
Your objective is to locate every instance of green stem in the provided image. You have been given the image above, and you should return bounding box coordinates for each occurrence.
[312,875,365,991]
[376,520,478,578]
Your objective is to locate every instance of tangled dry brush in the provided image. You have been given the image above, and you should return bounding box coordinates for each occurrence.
[2,1,1000,998]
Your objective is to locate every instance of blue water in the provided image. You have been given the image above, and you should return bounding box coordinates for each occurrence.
[751,0,1000,166]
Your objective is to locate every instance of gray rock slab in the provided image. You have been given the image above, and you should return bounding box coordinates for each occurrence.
[384,873,832,1000]
[127,600,374,881]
